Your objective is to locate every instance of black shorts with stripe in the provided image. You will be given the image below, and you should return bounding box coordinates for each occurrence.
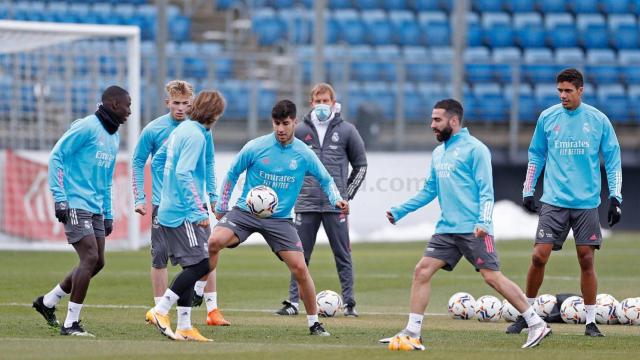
[158,221,210,267]
[424,233,500,272]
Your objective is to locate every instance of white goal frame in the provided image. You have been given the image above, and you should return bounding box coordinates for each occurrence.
[0,20,142,249]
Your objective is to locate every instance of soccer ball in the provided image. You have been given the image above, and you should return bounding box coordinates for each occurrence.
[448,292,475,320]
[595,293,619,325]
[501,299,520,322]
[617,297,640,325]
[246,185,278,218]
[534,294,557,319]
[316,290,342,317]
[616,300,630,325]
[475,295,502,322]
[560,296,586,324]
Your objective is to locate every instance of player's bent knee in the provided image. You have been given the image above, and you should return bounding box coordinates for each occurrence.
[92,258,105,275]
[531,253,549,267]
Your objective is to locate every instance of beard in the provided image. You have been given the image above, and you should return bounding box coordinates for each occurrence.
[434,125,453,142]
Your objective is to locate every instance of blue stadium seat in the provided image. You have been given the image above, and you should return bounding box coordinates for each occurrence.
[335,10,366,45]
[597,85,631,122]
[412,0,441,11]
[365,82,396,121]
[362,10,393,45]
[485,23,514,47]
[402,47,435,82]
[513,12,542,28]
[548,25,578,48]
[570,0,600,13]
[555,48,585,66]
[611,25,639,50]
[354,0,381,10]
[493,47,521,83]
[465,47,493,83]
[421,21,450,46]
[534,83,559,110]
[13,2,44,21]
[272,0,295,9]
[545,13,574,29]
[538,0,568,13]
[253,8,285,46]
[523,49,557,84]
[402,84,425,121]
[329,0,354,9]
[382,0,410,11]
[619,50,640,84]
[503,84,537,122]
[346,83,368,120]
[505,0,535,13]
[586,49,619,84]
[349,45,379,81]
[49,2,76,23]
[376,45,400,81]
[601,0,631,14]
[581,24,609,49]
[516,27,546,48]
[473,0,504,12]
[474,84,508,121]
[389,11,420,45]
[279,8,312,44]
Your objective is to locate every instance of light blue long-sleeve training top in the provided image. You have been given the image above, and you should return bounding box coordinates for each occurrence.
[216,133,342,218]
[390,128,495,235]
[523,103,622,209]
[48,115,119,219]
[155,120,210,227]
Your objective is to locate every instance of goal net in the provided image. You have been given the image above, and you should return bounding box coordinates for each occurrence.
[0,20,144,250]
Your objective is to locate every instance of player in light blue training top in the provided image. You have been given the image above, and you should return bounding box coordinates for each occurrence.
[131,81,227,325]
[145,90,226,342]
[210,100,348,337]
[35,86,131,337]
[383,99,550,351]
[507,68,622,338]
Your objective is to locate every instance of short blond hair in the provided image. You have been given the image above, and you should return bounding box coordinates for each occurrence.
[165,79,194,99]
[187,90,226,126]
[309,83,336,102]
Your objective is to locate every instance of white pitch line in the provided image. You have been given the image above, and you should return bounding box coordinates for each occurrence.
[0,302,449,316]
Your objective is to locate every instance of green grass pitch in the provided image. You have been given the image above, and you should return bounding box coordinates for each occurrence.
[1,234,639,359]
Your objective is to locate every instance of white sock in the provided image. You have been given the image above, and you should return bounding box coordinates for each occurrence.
[154,289,179,315]
[527,297,536,306]
[585,305,596,324]
[204,292,218,312]
[154,297,163,306]
[43,284,68,308]
[194,280,206,297]
[64,301,83,328]
[176,306,192,330]
[405,313,424,336]
[522,306,543,327]
[307,314,319,327]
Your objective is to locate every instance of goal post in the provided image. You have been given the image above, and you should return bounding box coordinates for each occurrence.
[0,20,144,250]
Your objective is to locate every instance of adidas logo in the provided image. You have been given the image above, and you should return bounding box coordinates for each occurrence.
[181,312,188,316]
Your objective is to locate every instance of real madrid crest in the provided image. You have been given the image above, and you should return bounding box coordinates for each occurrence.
[289,159,298,170]
[332,132,339,142]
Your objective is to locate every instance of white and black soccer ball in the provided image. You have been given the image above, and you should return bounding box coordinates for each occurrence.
[595,293,619,325]
[617,297,640,325]
[475,295,502,322]
[316,290,342,317]
[501,299,520,322]
[560,296,586,324]
[448,292,476,320]
[246,185,278,218]
[534,294,557,320]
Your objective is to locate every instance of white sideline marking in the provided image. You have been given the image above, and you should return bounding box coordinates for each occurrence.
[2,302,448,316]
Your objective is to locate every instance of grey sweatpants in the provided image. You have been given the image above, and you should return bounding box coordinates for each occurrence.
[289,212,355,305]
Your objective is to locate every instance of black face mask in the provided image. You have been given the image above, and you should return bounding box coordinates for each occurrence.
[435,125,453,142]
[95,104,121,135]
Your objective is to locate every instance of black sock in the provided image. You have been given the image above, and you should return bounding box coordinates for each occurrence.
[169,259,210,305]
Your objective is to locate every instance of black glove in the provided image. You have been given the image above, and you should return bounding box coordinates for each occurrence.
[607,198,621,228]
[522,196,538,214]
[54,201,69,224]
[104,219,113,237]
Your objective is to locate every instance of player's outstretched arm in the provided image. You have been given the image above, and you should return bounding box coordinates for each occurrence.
[388,159,438,223]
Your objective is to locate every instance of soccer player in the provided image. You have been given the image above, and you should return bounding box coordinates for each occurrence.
[276,83,367,317]
[506,68,622,337]
[209,99,348,336]
[145,90,225,341]
[33,86,131,336]
[382,99,550,351]
[132,80,229,326]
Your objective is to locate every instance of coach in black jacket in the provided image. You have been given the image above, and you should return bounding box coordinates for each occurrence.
[276,83,367,317]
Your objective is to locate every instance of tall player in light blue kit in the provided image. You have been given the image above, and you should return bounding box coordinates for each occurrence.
[209,100,349,336]
[506,68,622,337]
[33,86,131,337]
[382,99,549,351]
[132,80,229,326]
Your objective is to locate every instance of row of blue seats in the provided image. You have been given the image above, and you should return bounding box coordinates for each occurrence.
[12,0,146,4]
[0,2,189,41]
[252,8,640,47]
[222,0,640,15]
